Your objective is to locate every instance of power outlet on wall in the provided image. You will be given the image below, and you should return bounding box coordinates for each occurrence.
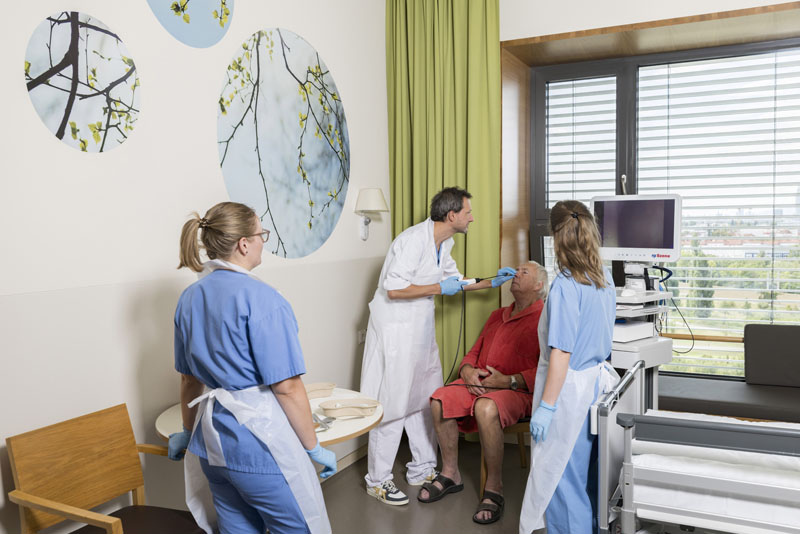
[357,329,367,344]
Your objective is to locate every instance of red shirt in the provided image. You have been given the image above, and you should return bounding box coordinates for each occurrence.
[458,299,543,390]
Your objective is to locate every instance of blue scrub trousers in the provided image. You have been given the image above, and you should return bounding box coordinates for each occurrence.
[545,388,600,534]
[200,458,310,534]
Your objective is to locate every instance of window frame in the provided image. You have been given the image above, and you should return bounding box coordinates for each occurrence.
[529,37,800,377]
[530,36,800,263]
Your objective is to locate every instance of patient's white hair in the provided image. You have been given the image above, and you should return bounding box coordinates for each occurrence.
[530,262,549,300]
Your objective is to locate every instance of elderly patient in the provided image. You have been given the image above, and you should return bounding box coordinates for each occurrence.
[418,262,547,524]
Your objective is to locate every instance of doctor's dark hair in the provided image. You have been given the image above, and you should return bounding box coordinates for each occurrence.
[550,200,607,288]
[430,187,472,222]
[178,202,259,272]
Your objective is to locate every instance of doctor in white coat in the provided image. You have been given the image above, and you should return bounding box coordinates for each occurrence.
[360,187,515,505]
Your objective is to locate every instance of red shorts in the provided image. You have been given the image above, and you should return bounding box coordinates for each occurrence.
[429,378,532,434]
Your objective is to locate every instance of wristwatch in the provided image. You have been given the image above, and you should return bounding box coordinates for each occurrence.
[509,375,518,391]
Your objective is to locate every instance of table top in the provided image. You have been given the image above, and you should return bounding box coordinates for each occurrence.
[155,387,382,447]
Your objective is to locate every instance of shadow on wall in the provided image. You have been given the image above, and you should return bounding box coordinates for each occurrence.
[348,262,382,389]
[130,277,193,511]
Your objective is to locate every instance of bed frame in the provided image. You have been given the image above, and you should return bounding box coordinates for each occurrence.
[594,361,800,534]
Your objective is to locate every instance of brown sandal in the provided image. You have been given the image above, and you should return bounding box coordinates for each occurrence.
[472,491,504,524]
[417,474,464,503]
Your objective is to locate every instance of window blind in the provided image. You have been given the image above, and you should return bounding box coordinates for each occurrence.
[638,49,800,376]
[544,77,617,277]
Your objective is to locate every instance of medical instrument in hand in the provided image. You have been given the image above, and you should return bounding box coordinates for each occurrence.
[440,275,468,295]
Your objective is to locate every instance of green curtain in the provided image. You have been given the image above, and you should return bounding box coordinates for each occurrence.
[386,0,501,377]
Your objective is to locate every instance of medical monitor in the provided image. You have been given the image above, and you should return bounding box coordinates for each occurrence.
[592,194,682,263]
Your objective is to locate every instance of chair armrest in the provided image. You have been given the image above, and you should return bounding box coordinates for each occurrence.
[8,490,122,534]
[136,443,168,456]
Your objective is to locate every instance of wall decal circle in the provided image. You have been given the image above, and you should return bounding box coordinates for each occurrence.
[24,11,141,153]
[217,28,350,259]
[147,0,234,48]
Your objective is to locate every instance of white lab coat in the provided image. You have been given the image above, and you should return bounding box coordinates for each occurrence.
[183,261,331,534]
[360,218,461,422]
[519,306,619,533]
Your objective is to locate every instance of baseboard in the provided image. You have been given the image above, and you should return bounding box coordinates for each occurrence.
[320,443,368,483]
[337,443,368,471]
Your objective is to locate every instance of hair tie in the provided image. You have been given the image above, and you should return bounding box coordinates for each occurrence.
[199,218,209,229]
[570,212,579,219]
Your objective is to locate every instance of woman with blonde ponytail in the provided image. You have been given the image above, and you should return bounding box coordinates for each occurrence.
[170,201,334,534]
[520,200,619,534]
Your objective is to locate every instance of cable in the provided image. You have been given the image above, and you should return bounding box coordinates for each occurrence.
[650,265,673,283]
[442,273,500,383]
[670,296,695,354]
[442,289,466,384]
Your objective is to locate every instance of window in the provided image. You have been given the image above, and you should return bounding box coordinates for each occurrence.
[531,41,800,377]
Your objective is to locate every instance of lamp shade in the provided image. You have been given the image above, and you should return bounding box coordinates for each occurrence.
[354,188,389,213]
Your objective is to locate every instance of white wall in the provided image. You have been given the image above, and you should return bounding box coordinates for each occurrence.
[500,0,784,42]
[0,1,389,533]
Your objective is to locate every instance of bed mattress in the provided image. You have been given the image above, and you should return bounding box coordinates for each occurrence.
[629,410,800,533]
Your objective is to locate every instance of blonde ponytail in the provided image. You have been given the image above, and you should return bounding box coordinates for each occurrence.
[178,202,258,273]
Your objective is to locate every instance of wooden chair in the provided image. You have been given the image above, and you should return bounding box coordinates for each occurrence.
[6,404,203,534]
[479,418,529,497]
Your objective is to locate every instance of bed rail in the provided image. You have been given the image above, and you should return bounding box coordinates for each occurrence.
[595,360,646,534]
[616,412,800,534]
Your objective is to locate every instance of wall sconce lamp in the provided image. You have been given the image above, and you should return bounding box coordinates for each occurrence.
[354,188,389,241]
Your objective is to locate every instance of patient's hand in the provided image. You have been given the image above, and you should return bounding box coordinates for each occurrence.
[481,366,509,389]
[461,365,488,396]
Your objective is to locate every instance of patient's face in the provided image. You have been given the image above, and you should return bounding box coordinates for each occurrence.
[511,263,542,298]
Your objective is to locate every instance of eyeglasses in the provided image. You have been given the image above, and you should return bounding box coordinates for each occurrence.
[247,229,270,243]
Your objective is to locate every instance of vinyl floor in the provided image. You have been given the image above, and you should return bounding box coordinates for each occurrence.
[321,437,537,534]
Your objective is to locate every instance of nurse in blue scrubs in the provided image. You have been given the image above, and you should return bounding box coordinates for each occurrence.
[519,200,619,534]
[168,202,335,534]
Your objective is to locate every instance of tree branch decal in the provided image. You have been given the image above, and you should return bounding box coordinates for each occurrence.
[217,28,350,258]
[25,11,140,153]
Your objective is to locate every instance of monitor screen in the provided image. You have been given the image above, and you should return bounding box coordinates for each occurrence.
[592,194,682,262]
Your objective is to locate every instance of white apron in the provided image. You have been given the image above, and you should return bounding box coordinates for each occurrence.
[360,220,456,422]
[183,260,331,534]
[519,306,619,534]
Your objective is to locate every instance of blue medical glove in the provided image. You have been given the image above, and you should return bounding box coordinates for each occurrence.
[440,276,468,296]
[306,441,337,479]
[529,401,557,443]
[491,266,517,288]
[168,427,191,461]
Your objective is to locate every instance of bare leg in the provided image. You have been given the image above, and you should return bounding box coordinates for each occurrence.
[419,399,461,500]
[474,397,504,521]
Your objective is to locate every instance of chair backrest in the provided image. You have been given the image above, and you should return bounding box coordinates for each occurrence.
[744,324,800,388]
[6,404,145,532]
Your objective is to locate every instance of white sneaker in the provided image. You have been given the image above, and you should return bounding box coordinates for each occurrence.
[366,480,409,506]
[407,468,439,486]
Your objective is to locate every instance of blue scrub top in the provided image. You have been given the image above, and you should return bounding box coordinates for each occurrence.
[174,269,306,474]
[547,267,616,371]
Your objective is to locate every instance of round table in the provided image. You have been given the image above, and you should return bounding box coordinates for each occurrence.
[155,387,383,447]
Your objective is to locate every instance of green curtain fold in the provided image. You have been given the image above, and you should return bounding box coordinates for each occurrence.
[386,0,501,377]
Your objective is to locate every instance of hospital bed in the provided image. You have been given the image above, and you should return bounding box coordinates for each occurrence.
[594,362,800,534]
